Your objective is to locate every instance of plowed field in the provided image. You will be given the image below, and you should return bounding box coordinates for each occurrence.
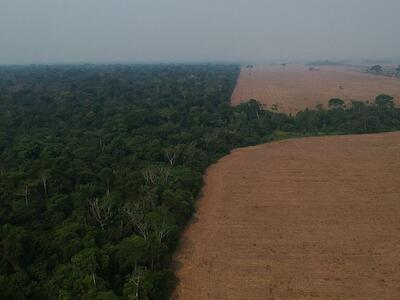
[231,65,400,113]
[173,132,400,299]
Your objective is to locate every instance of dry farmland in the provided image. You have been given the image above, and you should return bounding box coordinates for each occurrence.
[231,65,400,113]
[172,132,400,299]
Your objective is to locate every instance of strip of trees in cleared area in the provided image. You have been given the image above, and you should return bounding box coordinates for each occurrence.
[0,65,399,299]
[366,64,400,78]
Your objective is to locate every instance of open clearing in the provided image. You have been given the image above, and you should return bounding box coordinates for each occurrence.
[231,65,400,113]
[173,132,400,299]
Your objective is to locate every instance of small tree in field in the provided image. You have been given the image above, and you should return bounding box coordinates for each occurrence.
[396,65,400,75]
[369,65,383,73]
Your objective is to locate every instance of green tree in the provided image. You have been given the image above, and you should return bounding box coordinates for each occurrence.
[328,98,345,109]
[375,94,394,109]
[369,65,383,73]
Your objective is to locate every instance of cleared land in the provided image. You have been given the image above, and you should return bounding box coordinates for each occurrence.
[231,65,400,113]
[173,132,400,299]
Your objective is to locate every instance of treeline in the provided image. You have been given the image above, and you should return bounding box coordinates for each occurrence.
[0,65,399,300]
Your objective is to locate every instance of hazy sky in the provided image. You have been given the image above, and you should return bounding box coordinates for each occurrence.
[1,0,400,64]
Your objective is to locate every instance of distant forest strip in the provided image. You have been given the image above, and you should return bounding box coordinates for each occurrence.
[0,65,399,300]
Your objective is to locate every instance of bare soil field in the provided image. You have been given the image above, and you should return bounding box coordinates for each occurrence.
[231,65,400,113]
[172,132,400,299]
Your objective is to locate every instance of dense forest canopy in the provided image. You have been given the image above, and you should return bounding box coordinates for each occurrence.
[0,65,399,299]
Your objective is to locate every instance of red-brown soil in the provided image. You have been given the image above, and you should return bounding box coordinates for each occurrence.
[172,132,400,299]
[231,65,400,114]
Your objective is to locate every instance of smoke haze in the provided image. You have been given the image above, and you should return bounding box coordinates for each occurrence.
[1,0,399,64]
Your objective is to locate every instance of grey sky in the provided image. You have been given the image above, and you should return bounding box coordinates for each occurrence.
[1,0,400,64]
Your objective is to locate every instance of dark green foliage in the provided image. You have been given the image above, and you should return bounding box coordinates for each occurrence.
[0,64,399,299]
[328,98,345,109]
[375,94,394,109]
[369,64,383,73]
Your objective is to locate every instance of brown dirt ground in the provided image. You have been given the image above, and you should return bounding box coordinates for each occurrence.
[231,65,400,114]
[172,132,400,299]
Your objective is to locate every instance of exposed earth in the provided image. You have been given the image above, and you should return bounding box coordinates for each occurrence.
[172,132,400,299]
[231,65,400,113]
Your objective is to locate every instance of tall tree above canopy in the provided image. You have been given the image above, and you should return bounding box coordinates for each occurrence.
[375,94,394,109]
[328,98,345,109]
